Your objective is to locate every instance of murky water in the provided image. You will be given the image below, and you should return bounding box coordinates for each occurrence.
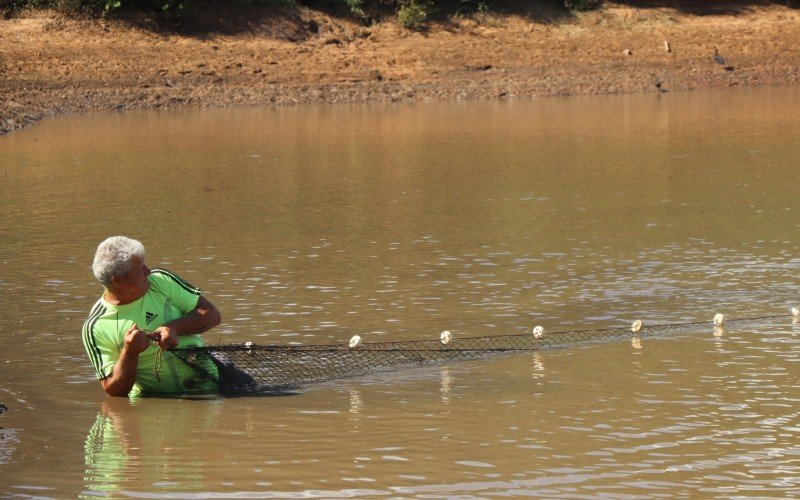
[1,86,799,497]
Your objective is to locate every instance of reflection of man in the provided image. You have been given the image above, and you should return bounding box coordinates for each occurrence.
[0,418,17,465]
[84,398,216,493]
[82,236,221,397]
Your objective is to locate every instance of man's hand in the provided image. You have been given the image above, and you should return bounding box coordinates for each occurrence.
[124,324,151,354]
[147,326,178,350]
[103,323,150,396]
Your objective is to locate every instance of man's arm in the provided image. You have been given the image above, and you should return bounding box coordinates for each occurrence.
[149,295,222,350]
[100,324,150,397]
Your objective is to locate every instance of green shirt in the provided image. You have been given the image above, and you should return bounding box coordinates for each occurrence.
[82,269,218,396]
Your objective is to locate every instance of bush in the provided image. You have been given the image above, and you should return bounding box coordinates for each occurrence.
[342,0,363,16]
[397,0,430,28]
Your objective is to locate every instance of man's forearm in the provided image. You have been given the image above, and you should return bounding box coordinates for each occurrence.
[101,348,140,397]
[164,297,221,337]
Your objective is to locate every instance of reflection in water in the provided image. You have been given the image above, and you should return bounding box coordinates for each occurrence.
[83,399,219,495]
[439,367,451,404]
[531,353,545,378]
[0,427,18,465]
[348,388,362,417]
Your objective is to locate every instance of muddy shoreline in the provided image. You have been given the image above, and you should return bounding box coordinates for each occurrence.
[2,2,800,136]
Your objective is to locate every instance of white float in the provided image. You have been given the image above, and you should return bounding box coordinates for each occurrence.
[349,335,362,348]
[532,326,544,339]
[631,320,643,333]
[440,330,452,345]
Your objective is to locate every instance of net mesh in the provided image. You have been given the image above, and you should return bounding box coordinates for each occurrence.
[170,314,789,394]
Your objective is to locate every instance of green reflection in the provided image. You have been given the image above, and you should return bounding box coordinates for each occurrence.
[83,398,220,495]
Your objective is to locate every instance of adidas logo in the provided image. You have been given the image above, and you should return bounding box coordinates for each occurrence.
[145,311,158,325]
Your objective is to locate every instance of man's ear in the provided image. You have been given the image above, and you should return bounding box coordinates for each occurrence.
[110,275,123,288]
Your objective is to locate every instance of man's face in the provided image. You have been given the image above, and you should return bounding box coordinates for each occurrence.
[115,255,151,300]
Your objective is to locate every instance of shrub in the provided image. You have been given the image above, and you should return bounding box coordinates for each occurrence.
[342,0,363,16]
[397,0,430,29]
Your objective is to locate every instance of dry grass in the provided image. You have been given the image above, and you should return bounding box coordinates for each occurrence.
[3,1,800,135]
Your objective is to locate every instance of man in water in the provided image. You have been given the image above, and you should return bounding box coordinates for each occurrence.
[82,236,222,397]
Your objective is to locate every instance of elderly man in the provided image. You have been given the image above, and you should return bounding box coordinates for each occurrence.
[82,236,222,397]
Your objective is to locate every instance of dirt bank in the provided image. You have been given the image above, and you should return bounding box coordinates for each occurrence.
[2,1,799,135]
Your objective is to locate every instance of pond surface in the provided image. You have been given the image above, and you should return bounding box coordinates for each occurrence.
[1,86,799,497]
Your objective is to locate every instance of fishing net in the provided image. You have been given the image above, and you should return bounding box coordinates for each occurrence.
[170,313,792,394]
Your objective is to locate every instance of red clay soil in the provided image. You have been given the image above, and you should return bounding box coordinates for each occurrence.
[1,1,799,135]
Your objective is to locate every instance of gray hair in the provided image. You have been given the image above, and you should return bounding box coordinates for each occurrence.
[92,236,145,286]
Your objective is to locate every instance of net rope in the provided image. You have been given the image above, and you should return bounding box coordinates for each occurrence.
[170,313,792,394]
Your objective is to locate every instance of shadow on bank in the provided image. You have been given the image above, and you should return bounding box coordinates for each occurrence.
[611,0,799,16]
[4,0,797,38]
